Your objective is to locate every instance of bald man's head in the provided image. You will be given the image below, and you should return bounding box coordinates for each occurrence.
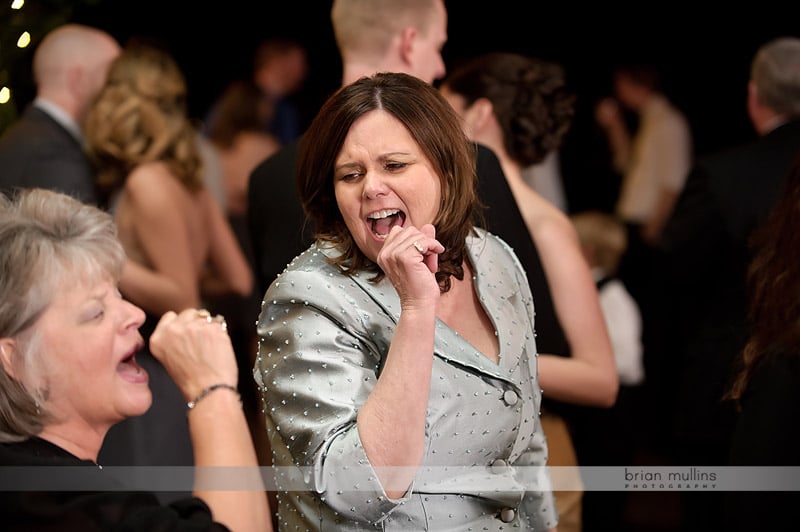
[33,24,120,122]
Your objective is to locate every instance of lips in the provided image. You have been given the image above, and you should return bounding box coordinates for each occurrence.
[367,209,406,238]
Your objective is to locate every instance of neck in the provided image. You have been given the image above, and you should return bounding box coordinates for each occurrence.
[38,423,107,463]
[341,61,382,87]
[36,90,79,123]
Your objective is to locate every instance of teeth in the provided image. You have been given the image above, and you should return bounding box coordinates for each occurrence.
[367,209,399,220]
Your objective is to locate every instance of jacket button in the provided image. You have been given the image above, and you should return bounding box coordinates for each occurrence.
[500,507,516,522]
[503,389,518,406]
[490,458,508,474]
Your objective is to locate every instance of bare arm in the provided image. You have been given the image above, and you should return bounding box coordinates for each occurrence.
[530,206,619,407]
[149,308,271,532]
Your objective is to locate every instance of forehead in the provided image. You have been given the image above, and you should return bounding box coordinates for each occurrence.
[340,110,418,154]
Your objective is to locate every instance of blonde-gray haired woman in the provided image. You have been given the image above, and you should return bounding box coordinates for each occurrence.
[0,188,269,532]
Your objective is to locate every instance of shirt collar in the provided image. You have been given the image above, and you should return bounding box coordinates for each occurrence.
[33,98,82,142]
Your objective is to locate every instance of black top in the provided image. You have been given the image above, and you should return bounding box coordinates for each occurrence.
[0,437,228,531]
[723,349,800,531]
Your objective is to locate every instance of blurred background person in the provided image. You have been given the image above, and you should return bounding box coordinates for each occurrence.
[723,154,800,532]
[205,36,308,146]
[658,36,800,531]
[571,209,643,532]
[441,51,618,532]
[594,64,692,390]
[206,79,281,220]
[0,187,269,532]
[0,24,120,207]
[83,42,254,497]
[595,62,693,247]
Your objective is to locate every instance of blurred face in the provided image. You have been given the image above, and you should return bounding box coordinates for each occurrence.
[613,73,643,110]
[409,0,448,84]
[36,274,150,433]
[334,110,441,263]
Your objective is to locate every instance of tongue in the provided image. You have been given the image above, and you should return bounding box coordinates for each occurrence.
[117,357,147,381]
[372,213,403,236]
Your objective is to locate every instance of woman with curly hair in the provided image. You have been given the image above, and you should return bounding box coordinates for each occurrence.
[84,43,253,479]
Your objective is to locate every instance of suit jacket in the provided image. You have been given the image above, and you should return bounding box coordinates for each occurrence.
[0,105,98,205]
[254,229,557,531]
[657,119,800,460]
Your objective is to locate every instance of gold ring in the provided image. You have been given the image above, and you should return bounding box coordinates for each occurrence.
[412,241,424,253]
[197,308,211,319]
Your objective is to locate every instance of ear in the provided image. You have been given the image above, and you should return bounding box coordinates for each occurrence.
[398,26,417,67]
[747,80,759,107]
[0,338,19,379]
[463,97,495,132]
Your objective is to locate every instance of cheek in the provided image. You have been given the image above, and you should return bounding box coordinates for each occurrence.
[334,186,361,226]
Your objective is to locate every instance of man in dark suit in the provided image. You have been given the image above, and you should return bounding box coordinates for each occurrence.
[0,24,120,205]
[656,36,800,532]
[248,0,540,298]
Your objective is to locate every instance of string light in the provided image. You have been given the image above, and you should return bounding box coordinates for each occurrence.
[0,87,10,105]
[11,0,25,9]
[16,31,31,48]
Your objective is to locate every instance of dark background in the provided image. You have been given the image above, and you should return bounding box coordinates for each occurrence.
[2,1,798,211]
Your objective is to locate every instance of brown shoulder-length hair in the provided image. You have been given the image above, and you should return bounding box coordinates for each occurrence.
[726,154,800,406]
[296,72,484,292]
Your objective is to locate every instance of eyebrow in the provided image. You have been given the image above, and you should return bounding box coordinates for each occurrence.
[333,161,362,174]
[335,151,415,171]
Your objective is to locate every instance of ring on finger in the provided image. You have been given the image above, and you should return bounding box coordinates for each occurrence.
[412,240,424,253]
[213,314,228,332]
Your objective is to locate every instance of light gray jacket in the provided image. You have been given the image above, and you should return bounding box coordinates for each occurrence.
[254,229,557,531]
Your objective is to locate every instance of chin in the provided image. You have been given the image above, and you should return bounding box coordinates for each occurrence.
[123,390,153,419]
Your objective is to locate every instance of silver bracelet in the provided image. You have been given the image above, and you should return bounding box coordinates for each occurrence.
[186,383,240,410]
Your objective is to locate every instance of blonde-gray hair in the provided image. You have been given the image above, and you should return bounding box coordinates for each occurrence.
[0,188,125,441]
[751,36,800,118]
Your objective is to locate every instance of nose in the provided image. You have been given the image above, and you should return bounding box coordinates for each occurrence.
[362,169,389,199]
[123,299,147,331]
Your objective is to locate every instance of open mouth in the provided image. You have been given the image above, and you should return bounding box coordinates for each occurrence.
[367,209,406,239]
[117,345,147,382]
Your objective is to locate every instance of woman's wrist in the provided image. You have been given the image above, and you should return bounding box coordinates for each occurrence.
[186,383,240,411]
